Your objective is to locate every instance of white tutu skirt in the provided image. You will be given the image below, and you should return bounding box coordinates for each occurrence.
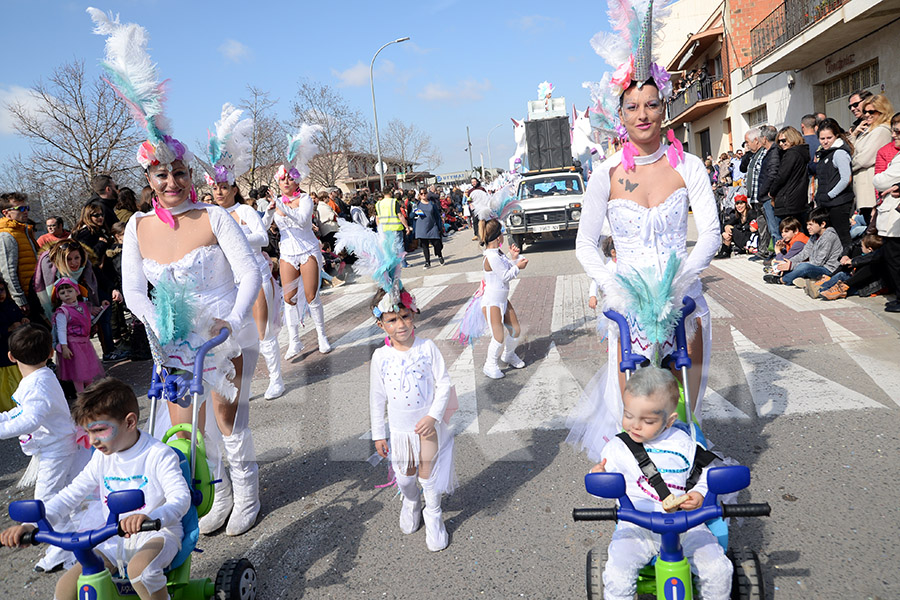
[566,294,712,462]
[389,406,457,496]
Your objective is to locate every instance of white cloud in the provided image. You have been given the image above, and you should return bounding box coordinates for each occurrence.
[419,79,492,103]
[218,39,250,63]
[0,85,43,135]
[332,60,401,87]
[508,15,563,30]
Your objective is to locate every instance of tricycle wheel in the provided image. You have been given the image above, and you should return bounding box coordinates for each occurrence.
[585,545,606,600]
[215,557,257,600]
[728,548,765,600]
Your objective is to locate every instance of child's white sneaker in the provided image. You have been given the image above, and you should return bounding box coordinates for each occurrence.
[500,335,525,369]
[420,477,449,552]
[483,338,505,379]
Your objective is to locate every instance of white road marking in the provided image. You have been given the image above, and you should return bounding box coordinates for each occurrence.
[704,295,734,319]
[277,291,375,346]
[702,389,750,421]
[447,345,479,434]
[550,274,595,333]
[821,316,900,407]
[488,342,583,434]
[710,259,843,312]
[422,272,460,287]
[730,326,884,417]
[332,286,448,348]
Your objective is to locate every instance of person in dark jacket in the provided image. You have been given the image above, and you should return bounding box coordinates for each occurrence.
[413,188,445,268]
[715,194,758,257]
[814,119,855,253]
[769,126,811,226]
[755,125,781,258]
[71,202,118,360]
[87,174,120,227]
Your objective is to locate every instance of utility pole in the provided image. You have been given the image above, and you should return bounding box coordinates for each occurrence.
[466,126,474,174]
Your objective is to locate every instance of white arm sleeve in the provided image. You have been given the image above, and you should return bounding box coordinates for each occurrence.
[873,154,900,191]
[426,340,452,423]
[45,456,100,524]
[55,311,68,345]
[260,206,276,229]
[147,448,192,528]
[677,155,721,277]
[208,207,263,334]
[589,279,599,298]
[236,205,270,248]
[121,216,156,326]
[576,161,618,292]
[0,398,47,439]
[369,351,388,441]
[277,194,315,227]
[485,251,519,283]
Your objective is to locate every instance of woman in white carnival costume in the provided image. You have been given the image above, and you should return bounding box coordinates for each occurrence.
[89,9,263,536]
[202,103,285,401]
[567,0,720,461]
[263,128,332,358]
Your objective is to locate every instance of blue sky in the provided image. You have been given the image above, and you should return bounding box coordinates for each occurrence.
[0,0,613,174]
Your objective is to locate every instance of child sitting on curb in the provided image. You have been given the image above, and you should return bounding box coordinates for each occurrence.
[818,234,885,300]
[764,207,843,288]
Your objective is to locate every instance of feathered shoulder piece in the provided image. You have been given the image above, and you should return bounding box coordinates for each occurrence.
[202,103,253,186]
[589,0,673,99]
[276,124,321,182]
[87,7,192,169]
[583,73,626,141]
[334,220,417,317]
[472,174,522,222]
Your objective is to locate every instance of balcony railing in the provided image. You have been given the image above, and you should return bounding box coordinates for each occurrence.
[666,78,726,122]
[750,0,846,64]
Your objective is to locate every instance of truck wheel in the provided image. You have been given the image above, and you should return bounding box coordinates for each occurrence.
[728,548,765,600]
[215,557,257,600]
[512,234,526,251]
[585,545,606,600]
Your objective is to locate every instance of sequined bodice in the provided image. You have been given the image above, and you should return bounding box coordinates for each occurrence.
[608,188,689,275]
[141,244,233,293]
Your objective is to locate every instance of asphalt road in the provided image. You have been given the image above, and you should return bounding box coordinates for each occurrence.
[2,224,898,599]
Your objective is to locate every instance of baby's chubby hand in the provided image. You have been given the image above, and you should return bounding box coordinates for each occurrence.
[590,459,607,473]
[679,491,704,511]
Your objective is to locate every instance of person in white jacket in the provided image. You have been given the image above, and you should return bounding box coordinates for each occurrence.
[871,112,900,313]
[0,324,89,573]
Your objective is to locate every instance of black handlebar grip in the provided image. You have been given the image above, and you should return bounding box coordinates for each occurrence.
[572,508,618,521]
[722,503,771,518]
[21,530,37,546]
[118,519,162,536]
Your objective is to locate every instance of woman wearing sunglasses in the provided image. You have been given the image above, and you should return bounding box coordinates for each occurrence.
[851,94,895,226]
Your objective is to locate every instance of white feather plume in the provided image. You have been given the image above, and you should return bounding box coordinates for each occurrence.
[207,103,253,183]
[472,175,521,222]
[286,123,322,181]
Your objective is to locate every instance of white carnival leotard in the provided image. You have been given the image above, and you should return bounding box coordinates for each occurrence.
[122,203,261,401]
[369,336,457,495]
[263,194,323,269]
[227,203,271,281]
[481,248,519,312]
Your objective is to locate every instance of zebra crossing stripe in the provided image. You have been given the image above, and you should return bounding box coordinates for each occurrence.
[821,316,900,408]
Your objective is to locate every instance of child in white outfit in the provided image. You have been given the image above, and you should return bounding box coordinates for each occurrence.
[0,324,90,573]
[369,285,457,551]
[2,378,191,600]
[479,219,528,379]
[592,367,732,600]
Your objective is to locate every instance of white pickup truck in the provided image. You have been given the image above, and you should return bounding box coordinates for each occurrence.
[505,167,585,249]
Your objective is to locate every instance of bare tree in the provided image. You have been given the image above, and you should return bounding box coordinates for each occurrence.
[239,85,286,191]
[7,61,144,216]
[382,119,442,173]
[290,80,366,189]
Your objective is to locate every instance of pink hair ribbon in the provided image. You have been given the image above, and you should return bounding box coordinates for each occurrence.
[666,130,684,167]
[622,141,638,172]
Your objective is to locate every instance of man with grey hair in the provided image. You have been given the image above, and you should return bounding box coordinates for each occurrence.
[755,125,781,260]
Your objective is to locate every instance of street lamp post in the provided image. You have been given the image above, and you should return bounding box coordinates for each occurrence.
[370,36,410,191]
[486,122,502,180]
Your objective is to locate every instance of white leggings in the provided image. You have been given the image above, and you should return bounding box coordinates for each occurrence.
[603,522,732,600]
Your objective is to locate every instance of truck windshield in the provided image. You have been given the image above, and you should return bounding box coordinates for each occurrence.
[518,176,582,199]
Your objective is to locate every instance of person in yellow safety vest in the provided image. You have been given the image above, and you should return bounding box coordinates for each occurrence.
[375,188,412,267]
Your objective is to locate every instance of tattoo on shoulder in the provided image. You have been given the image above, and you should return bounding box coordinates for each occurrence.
[618,178,639,192]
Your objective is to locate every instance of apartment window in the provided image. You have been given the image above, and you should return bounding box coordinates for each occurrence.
[745,105,768,127]
[823,61,879,102]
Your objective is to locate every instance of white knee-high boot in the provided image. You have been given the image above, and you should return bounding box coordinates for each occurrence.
[308,296,331,353]
[224,429,260,536]
[199,461,233,535]
[259,335,285,400]
[419,476,448,551]
[501,334,525,369]
[395,473,422,534]
[283,300,304,360]
[483,338,504,379]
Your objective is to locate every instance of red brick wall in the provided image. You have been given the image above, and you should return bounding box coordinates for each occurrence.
[726,0,784,69]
